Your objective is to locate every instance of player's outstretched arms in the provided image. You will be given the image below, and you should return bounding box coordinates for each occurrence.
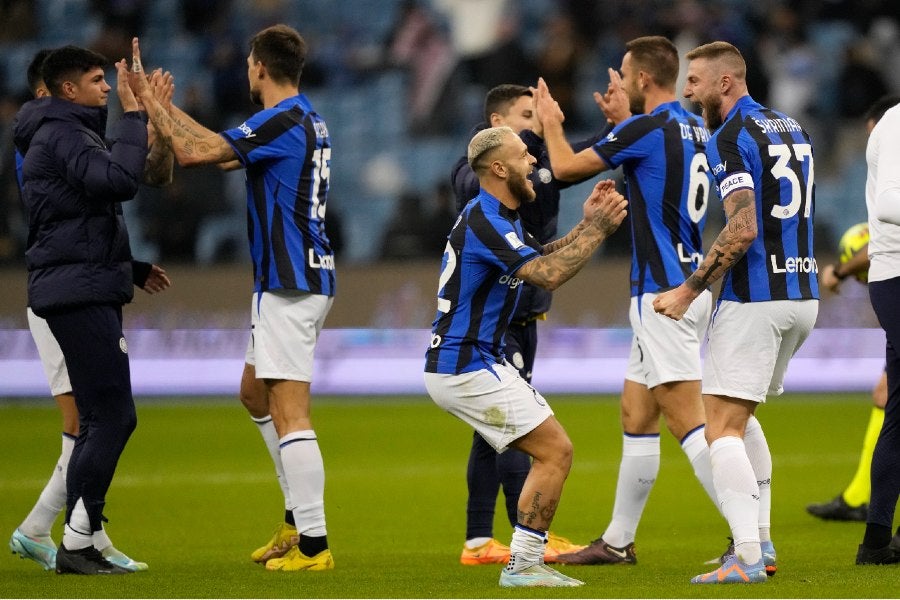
[517,180,627,291]
[128,37,236,168]
[535,78,606,182]
[142,69,175,186]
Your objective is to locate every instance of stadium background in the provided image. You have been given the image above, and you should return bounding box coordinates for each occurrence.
[0,0,895,395]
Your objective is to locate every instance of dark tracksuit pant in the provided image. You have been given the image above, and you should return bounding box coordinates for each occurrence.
[867,278,900,546]
[46,303,137,534]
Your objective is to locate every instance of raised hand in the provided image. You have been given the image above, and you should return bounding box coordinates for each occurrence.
[584,179,627,236]
[126,37,152,100]
[534,77,565,126]
[150,69,175,111]
[593,67,631,125]
[114,59,139,113]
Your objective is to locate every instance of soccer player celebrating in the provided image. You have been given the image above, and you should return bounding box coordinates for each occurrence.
[535,36,720,566]
[450,83,602,566]
[424,126,627,588]
[654,41,818,584]
[128,26,337,571]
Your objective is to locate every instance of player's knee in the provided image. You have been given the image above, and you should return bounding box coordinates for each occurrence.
[551,435,574,474]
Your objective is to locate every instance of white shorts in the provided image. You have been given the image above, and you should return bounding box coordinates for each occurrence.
[703,299,818,402]
[625,290,712,388]
[424,361,554,452]
[244,290,333,382]
[27,307,72,396]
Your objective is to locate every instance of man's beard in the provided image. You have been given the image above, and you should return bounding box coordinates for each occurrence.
[703,95,723,130]
[507,170,536,205]
[628,86,644,115]
[250,88,262,106]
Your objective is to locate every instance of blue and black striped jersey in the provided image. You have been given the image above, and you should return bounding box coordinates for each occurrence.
[593,101,711,296]
[221,94,335,296]
[425,190,542,375]
[450,127,606,319]
[706,95,818,302]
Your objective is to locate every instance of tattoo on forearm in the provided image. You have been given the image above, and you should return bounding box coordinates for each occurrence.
[526,231,598,289]
[685,190,755,291]
[144,94,229,163]
[143,141,173,185]
[542,221,586,254]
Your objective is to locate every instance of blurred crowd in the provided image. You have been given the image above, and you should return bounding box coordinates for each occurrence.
[0,0,897,266]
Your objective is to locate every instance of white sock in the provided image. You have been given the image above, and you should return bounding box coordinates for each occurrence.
[710,436,761,565]
[93,527,112,551]
[680,426,720,513]
[465,536,492,549]
[602,434,660,547]
[62,498,93,550]
[280,430,326,536]
[507,524,546,568]
[20,433,74,537]
[252,416,293,512]
[743,416,772,542]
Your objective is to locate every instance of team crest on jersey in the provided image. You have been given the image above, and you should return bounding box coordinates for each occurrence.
[537,168,552,183]
[504,232,525,250]
[119,337,128,354]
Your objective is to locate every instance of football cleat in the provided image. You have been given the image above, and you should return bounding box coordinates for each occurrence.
[709,537,777,576]
[554,536,636,565]
[855,543,900,565]
[543,532,587,563]
[265,546,334,571]
[9,529,56,570]
[691,554,767,584]
[460,538,510,565]
[499,556,584,587]
[806,495,868,522]
[761,541,777,576]
[55,544,129,575]
[251,522,299,563]
[101,545,148,571]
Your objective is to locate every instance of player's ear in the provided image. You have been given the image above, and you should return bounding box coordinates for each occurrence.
[491,159,507,178]
[61,80,76,100]
[719,73,731,94]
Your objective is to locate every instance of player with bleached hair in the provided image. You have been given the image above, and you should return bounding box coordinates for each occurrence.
[425,126,627,588]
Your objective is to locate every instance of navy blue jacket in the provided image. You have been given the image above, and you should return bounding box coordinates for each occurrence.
[14,97,149,316]
[450,126,606,320]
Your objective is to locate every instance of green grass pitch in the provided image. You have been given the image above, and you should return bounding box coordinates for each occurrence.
[1,392,897,598]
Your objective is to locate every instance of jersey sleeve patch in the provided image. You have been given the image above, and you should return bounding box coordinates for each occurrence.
[504,231,526,250]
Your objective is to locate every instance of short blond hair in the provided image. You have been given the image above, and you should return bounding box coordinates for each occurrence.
[685,41,746,80]
[467,126,515,173]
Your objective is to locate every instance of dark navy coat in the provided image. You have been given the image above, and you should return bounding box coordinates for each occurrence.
[14,97,148,316]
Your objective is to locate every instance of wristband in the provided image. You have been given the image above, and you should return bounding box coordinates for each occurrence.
[832,263,848,281]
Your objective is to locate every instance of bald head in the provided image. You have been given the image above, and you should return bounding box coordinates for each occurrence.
[468,126,516,174]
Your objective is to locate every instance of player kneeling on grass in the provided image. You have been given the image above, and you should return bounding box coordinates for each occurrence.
[423,126,627,588]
